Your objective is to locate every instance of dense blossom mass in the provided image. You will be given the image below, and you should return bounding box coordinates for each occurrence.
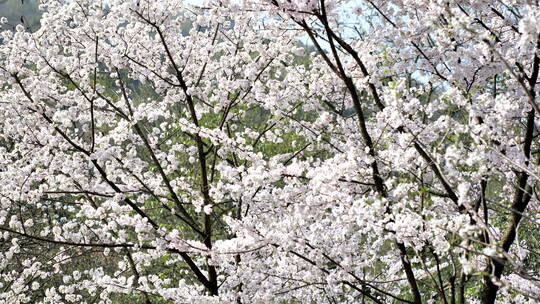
[0,0,539,303]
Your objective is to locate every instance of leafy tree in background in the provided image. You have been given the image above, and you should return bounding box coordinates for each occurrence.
[0,0,41,32]
[0,1,539,303]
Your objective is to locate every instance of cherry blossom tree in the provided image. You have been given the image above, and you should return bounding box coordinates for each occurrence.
[0,0,539,303]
